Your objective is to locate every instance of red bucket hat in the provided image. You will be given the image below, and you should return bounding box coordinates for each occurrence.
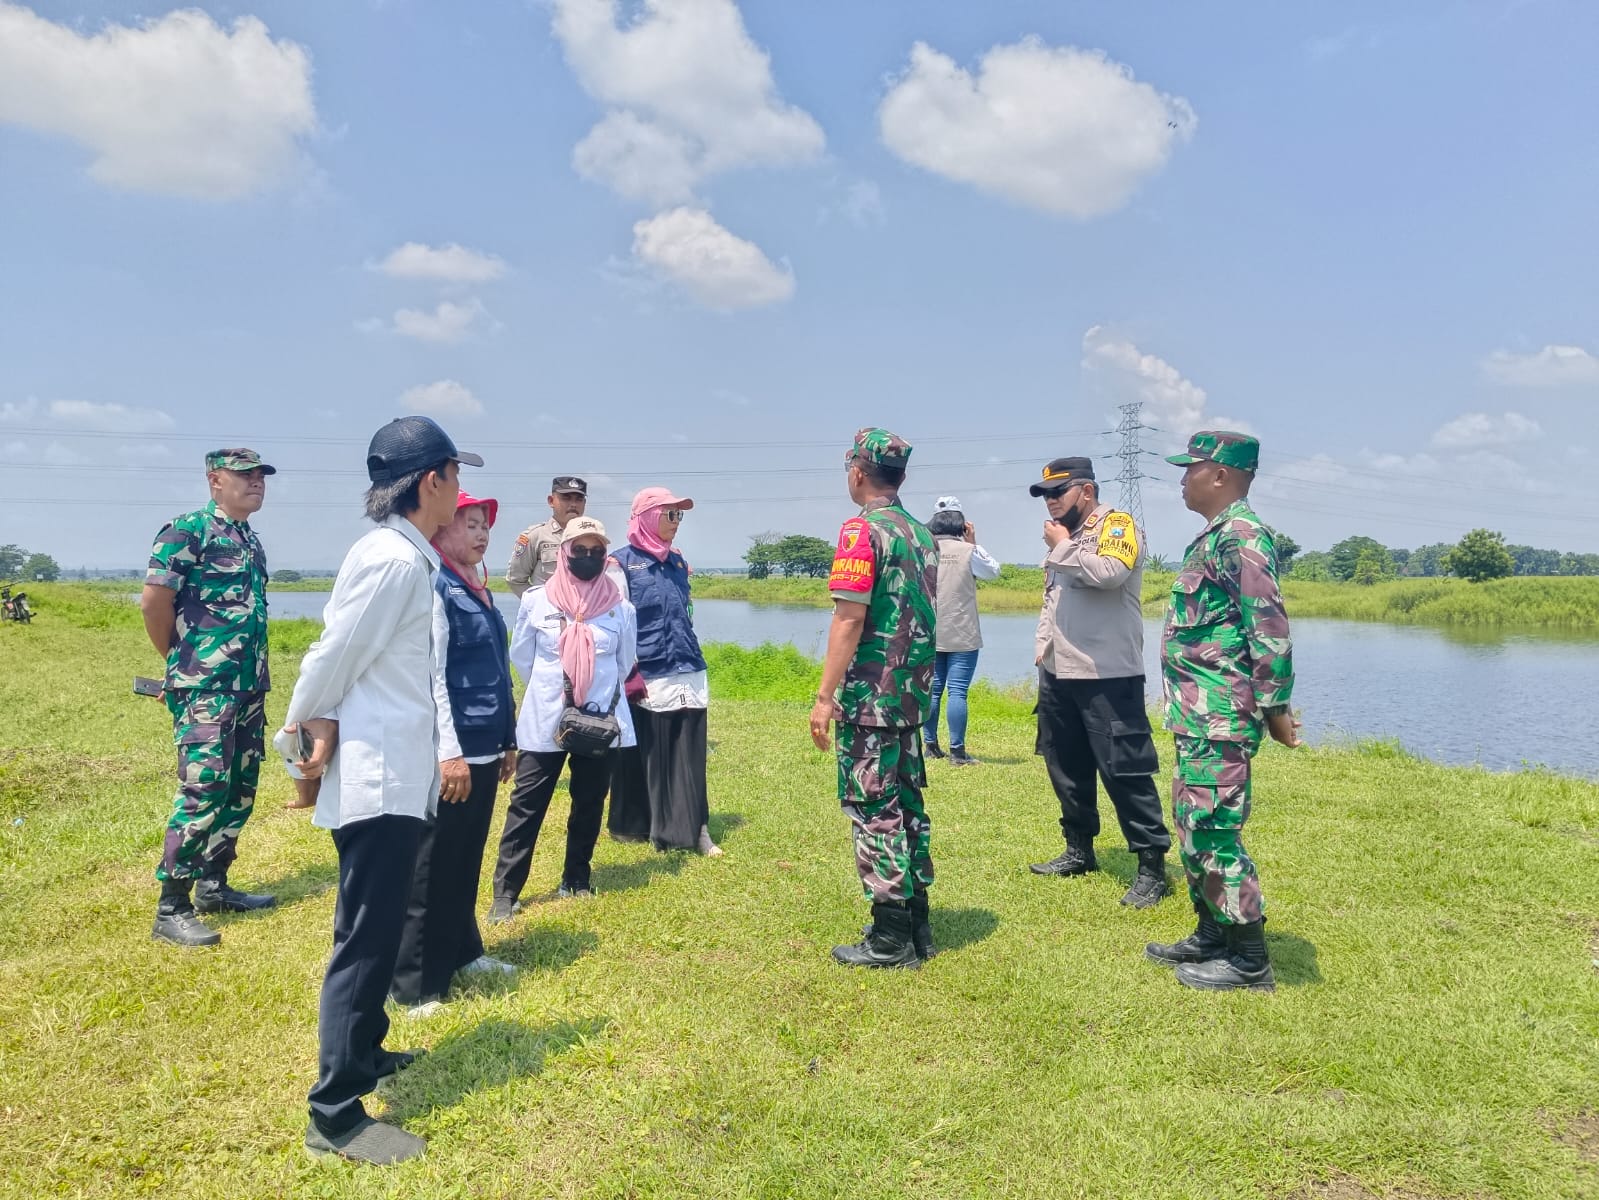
[456,490,498,527]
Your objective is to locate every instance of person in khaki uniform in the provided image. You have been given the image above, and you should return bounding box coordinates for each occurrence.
[505,476,587,596]
[1028,456,1171,908]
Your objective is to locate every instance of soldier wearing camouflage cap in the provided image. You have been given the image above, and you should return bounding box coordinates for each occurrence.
[1145,431,1300,993]
[140,448,279,947]
[810,428,940,968]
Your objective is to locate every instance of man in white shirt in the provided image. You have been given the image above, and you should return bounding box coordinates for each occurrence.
[284,415,482,1166]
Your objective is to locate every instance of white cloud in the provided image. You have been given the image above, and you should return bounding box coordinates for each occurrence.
[399,380,483,417]
[0,397,41,424]
[878,37,1195,218]
[371,242,506,284]
[0,3,316,200]
[365,298,496,344]
[1081,326,1208,444]
[1481,344,1599,388]
[840,180,885,227]
[551,0,824,204]
[631,207,794,311]
[1430,411,1542,451]
[1,396,174,433]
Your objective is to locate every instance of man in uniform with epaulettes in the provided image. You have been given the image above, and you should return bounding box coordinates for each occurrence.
[505,476,587,597]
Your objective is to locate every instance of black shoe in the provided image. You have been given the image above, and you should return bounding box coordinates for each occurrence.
[908,890,938,960]
[924,739,946,760]
[1175,920,1276,992]
[305,1117,426,1165]
[193,874,276,913]
[151,880,221,947]
[1145,899,1228,966]
[557,882,594,899]
[947,744,979,766]
[1120,851,1171,908]
[832,902,920,969]
[1029,843,1097,876]
[485,896,516,925]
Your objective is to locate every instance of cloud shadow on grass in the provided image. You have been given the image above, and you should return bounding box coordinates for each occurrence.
[932,905,1000,953]
[383,1016,610,1121]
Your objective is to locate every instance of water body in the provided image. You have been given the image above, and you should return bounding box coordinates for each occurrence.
[265,591,1599,777]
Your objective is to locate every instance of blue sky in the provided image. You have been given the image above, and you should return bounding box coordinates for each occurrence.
[2,0,1595,571]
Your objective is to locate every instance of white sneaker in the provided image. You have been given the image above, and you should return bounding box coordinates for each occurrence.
[459,954,516,977]
[405,1000,445,1019]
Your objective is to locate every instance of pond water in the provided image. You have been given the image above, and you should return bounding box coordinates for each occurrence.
[265,591,1599,777]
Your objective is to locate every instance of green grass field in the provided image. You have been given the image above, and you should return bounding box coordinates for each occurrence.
[1,585,1596,1198]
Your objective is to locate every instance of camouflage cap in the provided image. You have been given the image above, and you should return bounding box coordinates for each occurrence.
[1165,430,1259,472]
[205,448,276,475]
[846,427,912,469]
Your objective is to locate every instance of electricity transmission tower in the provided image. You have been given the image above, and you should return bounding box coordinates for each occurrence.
[1112,401,1150,527]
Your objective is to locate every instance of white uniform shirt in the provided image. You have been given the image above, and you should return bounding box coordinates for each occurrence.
[511,585,639,752]
[284,516,443,830]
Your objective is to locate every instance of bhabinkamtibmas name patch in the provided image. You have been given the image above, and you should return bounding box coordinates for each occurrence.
[1097,511,1139,569]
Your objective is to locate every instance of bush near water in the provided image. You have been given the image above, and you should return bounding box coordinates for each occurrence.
[1,584,1597,1197]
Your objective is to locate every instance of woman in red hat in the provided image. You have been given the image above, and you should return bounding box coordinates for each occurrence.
[389,491,519,1015]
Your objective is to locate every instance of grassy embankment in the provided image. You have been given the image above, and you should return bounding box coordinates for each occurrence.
[691,570,1599,630]
[1,583,1597,1198]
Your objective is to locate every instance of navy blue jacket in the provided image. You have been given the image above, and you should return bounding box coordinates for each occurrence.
[612,544,707,679]
[434,565,516,759]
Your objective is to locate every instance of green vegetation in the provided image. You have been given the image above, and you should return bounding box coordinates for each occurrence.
[1443,528,1517,583]
[743,532,834,579]
[1,589,1596,1197]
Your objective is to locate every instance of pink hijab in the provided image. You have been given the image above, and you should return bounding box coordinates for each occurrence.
[543,540,623,706]
[627,485,693,561]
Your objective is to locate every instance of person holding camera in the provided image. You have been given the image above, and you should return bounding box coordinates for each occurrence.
[486,517,637,921]
[922,496,1001,766]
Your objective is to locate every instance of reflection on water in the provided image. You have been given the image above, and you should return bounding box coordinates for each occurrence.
[264,590,1599,777]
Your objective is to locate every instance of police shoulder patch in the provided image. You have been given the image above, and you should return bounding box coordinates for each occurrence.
[1097,511,1139,569]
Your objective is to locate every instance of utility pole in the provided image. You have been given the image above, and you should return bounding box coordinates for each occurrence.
[1112,401,1148,528]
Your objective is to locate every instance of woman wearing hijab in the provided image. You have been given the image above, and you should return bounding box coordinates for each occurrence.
[390,492,518,1015]
[606,487,721,855]
[486,517,637,923]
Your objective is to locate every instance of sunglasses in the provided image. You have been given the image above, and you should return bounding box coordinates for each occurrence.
[664,510,685,523]
[1040,484,1079,500]
[568,545,607,560]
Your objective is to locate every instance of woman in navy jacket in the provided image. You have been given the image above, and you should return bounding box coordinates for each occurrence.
[390,491,518,1012]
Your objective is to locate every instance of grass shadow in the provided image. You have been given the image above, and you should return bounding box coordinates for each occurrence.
[1267,930,1322,987]
[486,924,599,974]
[709,811,745,843]
[931,905,1000,953]
[382,1016,610,1121]
[230,860,338,912]
[589,853,687,894]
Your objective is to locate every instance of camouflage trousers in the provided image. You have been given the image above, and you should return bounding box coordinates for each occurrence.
[156,689,267,882]
[1171,736,1263,925]
[836,723,933,904]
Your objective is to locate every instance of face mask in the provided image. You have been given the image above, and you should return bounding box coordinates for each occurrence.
[568,554,605,582]
[1059,496,1087,532]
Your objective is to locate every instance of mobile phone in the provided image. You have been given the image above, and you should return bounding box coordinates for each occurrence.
[272,726,314,780]
[132,676,164,698]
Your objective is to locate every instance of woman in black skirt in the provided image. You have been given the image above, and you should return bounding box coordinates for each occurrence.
[606,486,721,855]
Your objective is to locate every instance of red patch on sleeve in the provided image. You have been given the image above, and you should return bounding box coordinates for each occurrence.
[829,517,875,594]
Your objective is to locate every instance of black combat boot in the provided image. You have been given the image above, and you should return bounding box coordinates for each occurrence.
[924,739,946,760]
[1175,920,1276,992]
[1144,898,1227,966]
[1120,850,1171,908]
[1029,840,1096,876]
[908,890,938,961]
[152,879,221,947]
[947,744,979,766]
[832,901,920,969]
[194,866,276,913]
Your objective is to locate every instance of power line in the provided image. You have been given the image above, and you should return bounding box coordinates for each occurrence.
[1110,402,1150,527]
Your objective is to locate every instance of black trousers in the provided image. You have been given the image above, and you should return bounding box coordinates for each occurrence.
[1036,673,1170,855]
[608,705,709,851]
[308,813,424,1136]
[389,760,500,1006]
[491,749,612,900]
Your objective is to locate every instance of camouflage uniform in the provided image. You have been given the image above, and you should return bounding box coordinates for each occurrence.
[147,452,273,883]
[1161,433,1294,925]
[827,429,939,903]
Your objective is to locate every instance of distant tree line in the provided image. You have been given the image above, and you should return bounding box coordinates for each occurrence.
[1283,531,1599,585]
[743,532,835,579]
[0,544,60,583]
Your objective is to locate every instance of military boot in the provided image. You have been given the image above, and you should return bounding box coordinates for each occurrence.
[152,879,221,947]
[1120,850,1171,908]
[832,901,920,969]
[1175,920,1276,992]
[1029,840,1096,876]
[1144,899,1227,966]
[194,867,276,913]
[908,890,938,960]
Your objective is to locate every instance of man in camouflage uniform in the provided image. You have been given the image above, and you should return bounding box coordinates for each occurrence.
[140,448,278,947]
[1145,431,1299,992]
[809,428,939,969]
[504,475,586,596]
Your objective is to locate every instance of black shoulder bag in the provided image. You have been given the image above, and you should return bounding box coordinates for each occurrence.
[552,616,622,757]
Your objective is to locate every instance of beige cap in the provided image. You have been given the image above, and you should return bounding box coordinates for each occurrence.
[561,516,609,544]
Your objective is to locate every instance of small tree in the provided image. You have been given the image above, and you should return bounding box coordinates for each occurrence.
[1328,536,1391,581]
[1441,529,1514,583]
[743,532,780,580]
[773,534,834,578]
[23,552,60,582]
[0,544,23,578]
[274,568,303,583]
[1408,543,1451,577]
[1288,551,1333,582]
[1351,546,1395,586]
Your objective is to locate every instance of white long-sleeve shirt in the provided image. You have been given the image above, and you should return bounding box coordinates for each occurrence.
[284,516,443,829]
[511,586,639,753]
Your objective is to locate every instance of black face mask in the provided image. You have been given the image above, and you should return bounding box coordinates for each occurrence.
[1059,497,1088,532]
[568,554,605,581]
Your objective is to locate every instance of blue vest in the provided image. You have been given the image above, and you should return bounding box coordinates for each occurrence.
[434,566,516,758]
[612,544,706,678]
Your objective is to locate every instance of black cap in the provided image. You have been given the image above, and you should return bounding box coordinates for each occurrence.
[551,476,588,496]
[1028,456,1094,496]
[366,416,484,484]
